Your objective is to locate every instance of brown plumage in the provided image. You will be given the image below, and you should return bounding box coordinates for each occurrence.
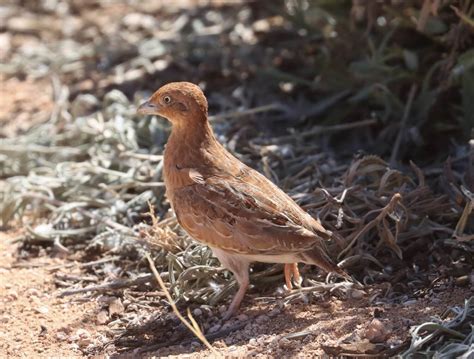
[138,82,348,319]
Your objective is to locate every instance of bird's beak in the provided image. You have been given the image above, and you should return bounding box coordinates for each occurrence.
[137,100,160,115]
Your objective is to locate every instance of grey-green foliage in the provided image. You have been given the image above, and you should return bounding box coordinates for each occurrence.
[401,297,474,358]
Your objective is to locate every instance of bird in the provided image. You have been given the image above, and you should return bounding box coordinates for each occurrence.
[137,82,348,319]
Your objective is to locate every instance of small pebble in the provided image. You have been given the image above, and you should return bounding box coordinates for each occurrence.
[6,290,18,301]
[237,314,248,321]
[27,288,41,297]
[193,308,203,317]
[97,295,113,304]
[256,315,269,324]
[373,308,384,318]
[78,338,92,347]
[108,297,124,316]
[59,326,72,335]
[34,306,49,315]
[96,310,109,324]
[71,329,92,348]
[268,308,281,317]
[56,331,68,341]
[200,305,213,316]
[455,275,469,286]
[364,319,389,343]
[213,340,226,349]
[278,337,297,349]
[224,337,233,345]
[209,324,221,333]
[190,341,200,349]
[350,289,366,299]
[222,322,233,331]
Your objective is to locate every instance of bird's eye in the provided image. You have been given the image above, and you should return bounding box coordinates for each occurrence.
[163,96,171,104]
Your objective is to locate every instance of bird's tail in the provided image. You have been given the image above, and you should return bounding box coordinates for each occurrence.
[299,246,351,280]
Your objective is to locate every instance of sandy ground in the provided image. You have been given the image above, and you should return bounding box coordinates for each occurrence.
[0,231,106,357]
[138,284,472,358]
[0,77,53,137]
[1,229,472,358]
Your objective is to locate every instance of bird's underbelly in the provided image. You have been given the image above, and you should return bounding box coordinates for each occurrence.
[237,252,301,264]
[210,246,301,267]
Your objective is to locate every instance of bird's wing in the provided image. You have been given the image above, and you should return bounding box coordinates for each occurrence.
[170,167,330,255]
[235,165,330,237]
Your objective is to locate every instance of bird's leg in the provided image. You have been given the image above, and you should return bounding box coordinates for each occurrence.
[291,262,301,286]
[223,271,249,320]
[284,263,301,290]
[211,247,250,320]
[284,263,293,290]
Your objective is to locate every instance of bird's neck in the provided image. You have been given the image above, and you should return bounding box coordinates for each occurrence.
[165,119,219,168]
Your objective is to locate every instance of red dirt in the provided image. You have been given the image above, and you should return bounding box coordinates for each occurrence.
[0,231,106,357]
[0,77,53,137]
[1,230,471,357]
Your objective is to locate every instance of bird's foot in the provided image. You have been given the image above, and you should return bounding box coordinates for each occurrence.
[284,263,302,290]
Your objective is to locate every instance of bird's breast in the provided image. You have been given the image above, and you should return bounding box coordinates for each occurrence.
[163,147,192,190]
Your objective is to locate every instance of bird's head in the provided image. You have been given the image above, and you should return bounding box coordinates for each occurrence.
[137,82,208,125]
